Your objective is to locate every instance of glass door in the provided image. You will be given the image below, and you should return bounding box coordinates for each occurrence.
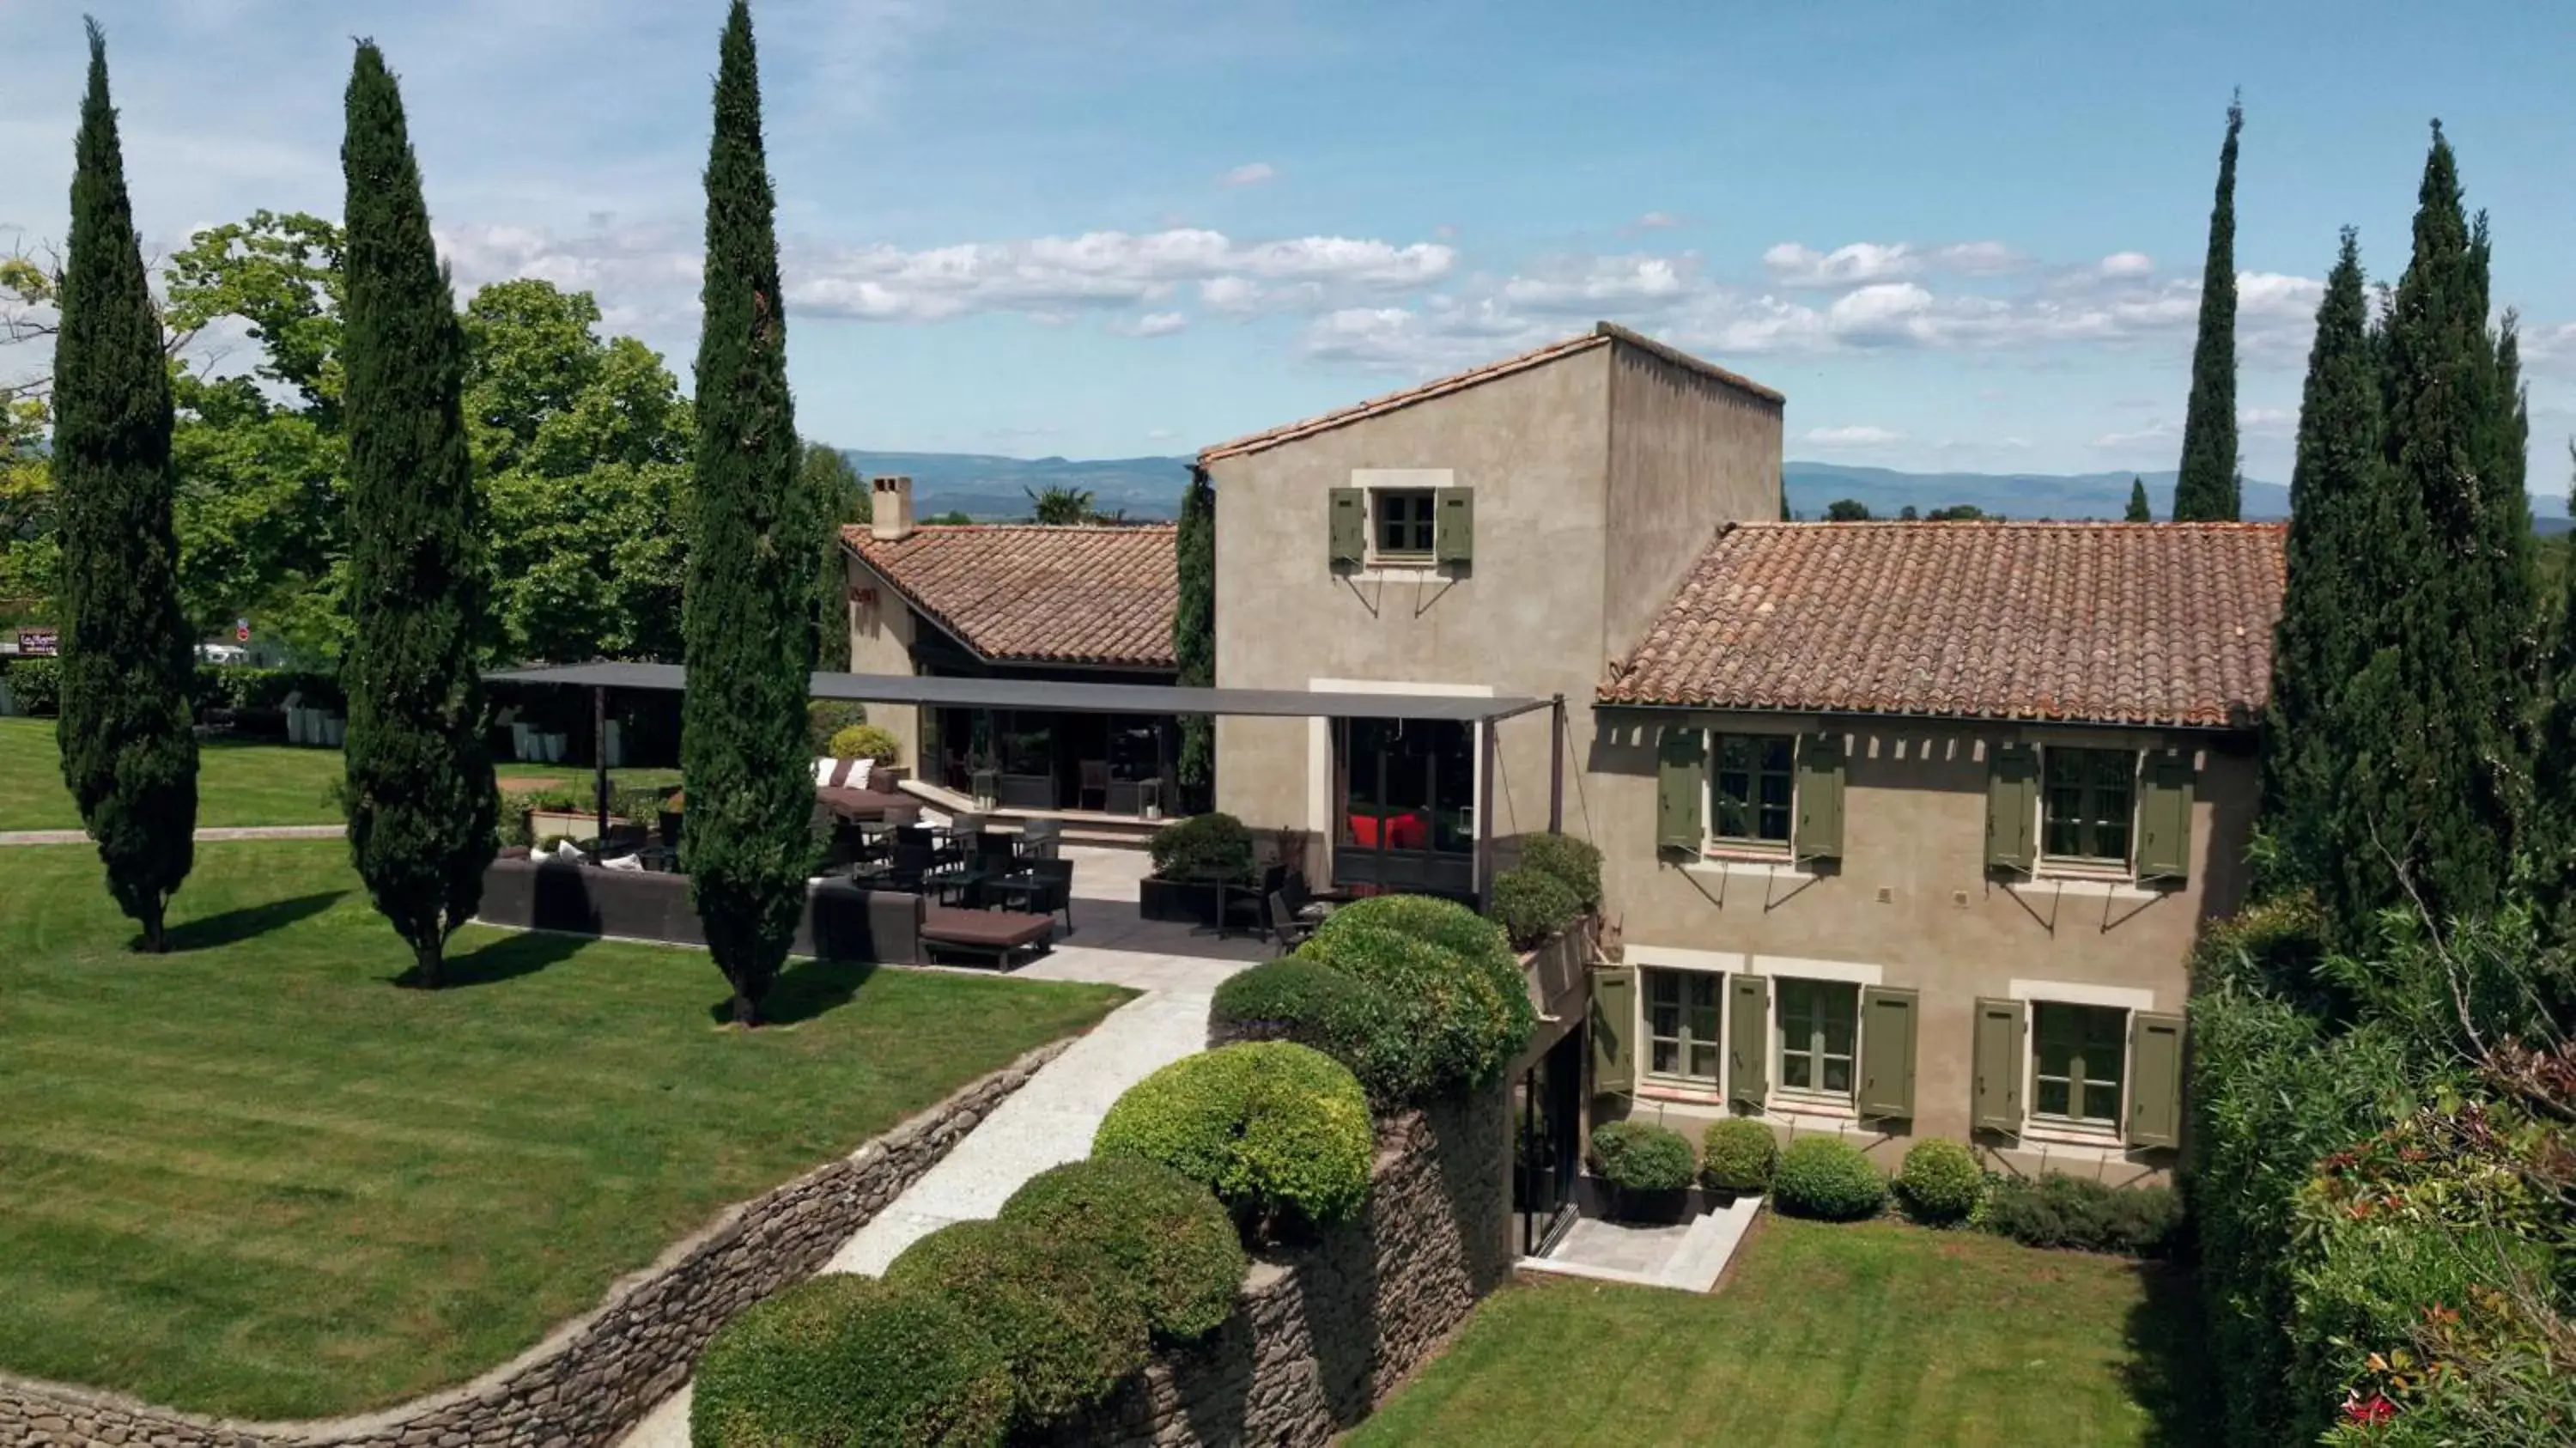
[1516,1029,1583,1256]
[1334,715,1475,897]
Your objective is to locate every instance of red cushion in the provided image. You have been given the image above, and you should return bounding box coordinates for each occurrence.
[1348,813,1379,849]
[1387,812,1428,850]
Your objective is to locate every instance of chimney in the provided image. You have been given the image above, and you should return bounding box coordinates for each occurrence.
[869,475,915,542]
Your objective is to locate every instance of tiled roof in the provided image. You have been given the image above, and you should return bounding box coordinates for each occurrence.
[1197,321,1783,462]
[842,523,1178,668]
[1600,521,2287,728]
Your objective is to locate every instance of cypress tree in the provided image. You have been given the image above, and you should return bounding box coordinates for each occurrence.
[2333,124,2531,928]
[2534,443,2576,932]
[52,18,197,951]
[2172,94,2244,522]
[1175,464,1215,801]
[338,41,497,989]
[682,0,810,1026]
[2259,231,2381,895]
[2124,478,2153,522]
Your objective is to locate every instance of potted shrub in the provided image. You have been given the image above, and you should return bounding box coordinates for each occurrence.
[828,722,904,783]
[1589,1119,1697,1224]
[1139,811,1255,927]
[1488,866,1580,950]
[1700,1117,1780,1206]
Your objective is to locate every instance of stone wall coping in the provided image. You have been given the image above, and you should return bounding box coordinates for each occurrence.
[0,1037,1073,1445]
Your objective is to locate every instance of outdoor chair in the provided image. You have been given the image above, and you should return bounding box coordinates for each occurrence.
[995,856,1076,934]
[1267,888,1320,956]
[879,842,936,893]
[1077,758,1109,811]
[1218,863,1290,941]
[1017,818,1063,860]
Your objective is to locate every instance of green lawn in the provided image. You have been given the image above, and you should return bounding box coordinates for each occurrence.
[1352,1218,2214,1448]
[0,841,1127,1418]
[0,717,346,830]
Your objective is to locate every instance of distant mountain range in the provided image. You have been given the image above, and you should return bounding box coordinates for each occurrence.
[842,450,2574,533]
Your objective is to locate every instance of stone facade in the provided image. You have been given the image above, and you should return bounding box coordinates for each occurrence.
[0,1042,1070,1448]
[1041,1081,1513,1448]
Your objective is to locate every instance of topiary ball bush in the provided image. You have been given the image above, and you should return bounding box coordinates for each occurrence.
[690,1274,1012,1448]
[1516,832,1603,910]
[1700,1118,1780,1194]
[1092,1041,1373,1243]
[1303,894,1534,1098]
[882,1218,1149,1427]
[1590,1119,1695,1193]
[1146,811,1255,884]
[1207,958,1414,1102]
[1486,867,1581,951]
[1771,1135,1886,1221]
[827,722,901,764]
[1893,1138,1984,1226]
[999,1153,1249,1344]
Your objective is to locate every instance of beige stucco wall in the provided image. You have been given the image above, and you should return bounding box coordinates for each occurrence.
[842,550,922,770]
[1206,341,1784,881]
[1591,711,2258,1183]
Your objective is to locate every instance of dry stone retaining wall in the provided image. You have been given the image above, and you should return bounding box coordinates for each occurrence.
[0,1040,1070,1448]
[1041,1080,1514,1448]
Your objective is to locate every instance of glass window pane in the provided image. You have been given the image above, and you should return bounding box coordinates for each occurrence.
[1781,1054,1811,1089]
[2082,1081,2121,1123]
[2036,1080,2072,1116]
[1823,1057,1851,1093]
[1820,989,1856,1056]
[1689,1040,1719,1081]
[1759,737,1795,773]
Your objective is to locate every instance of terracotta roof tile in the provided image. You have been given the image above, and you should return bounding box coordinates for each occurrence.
[1599,521,2287,728]
[842,523,1177,668]
[1197,321,1783,463]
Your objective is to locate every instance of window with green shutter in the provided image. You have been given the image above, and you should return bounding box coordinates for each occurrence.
[2127,1011,2185,1149]
[1728,974,1769,1110]
[1372,489,1437,558]
[1327,487,1365,570]
[1712,733,1795,845]
[1795,731,1845,860]
[1776,978,1858,1100]
[1971,997,2026,1132]
[2135,751,2196,882]
[1857,987,1917,1119]
[1985,743,2038,873]
[1656,726,1707,856]
[1642,968,1721,1085]
[1591,965,1636,1097]
[1434,488,1474,567]
[2042,747,2136,866]
[2032,1001,2127,1129]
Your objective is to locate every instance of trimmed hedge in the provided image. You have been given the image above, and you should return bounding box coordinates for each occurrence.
[1206,958,1415,1102]
[1516,832,1602,910]
[1700,1118,1779,1194]
[690,1274,1012,1448]
[827,722,901,764]
[806,699,868,756]
[1303,893,1534,1098]
[883,1218,1150,1427]
[1590,1120,1694,1193]
[999,1153,1249,1344]
[1978,1173,2184,1256]
[1146,810,1255,884]
[1771,1135,1886,1221]
[0,655,62,715]
[1093,1041,1373,1242]
[1893,1138,1984,1226]
[1487,867,1580,951]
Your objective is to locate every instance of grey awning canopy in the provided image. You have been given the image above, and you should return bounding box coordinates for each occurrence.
[487,661,1552,722]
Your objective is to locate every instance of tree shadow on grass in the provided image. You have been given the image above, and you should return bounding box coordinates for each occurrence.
[2121,1259,2224,1447]
[401,928,590,989]
[164,891,347,952]
[704,957,880,1028]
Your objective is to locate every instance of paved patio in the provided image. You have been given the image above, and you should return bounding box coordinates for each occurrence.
[1521,1196,1765,1293]
[620,845,1262,1446]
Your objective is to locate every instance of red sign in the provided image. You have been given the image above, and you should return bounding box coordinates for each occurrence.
[15,628,57,657]
[235,624,251,642]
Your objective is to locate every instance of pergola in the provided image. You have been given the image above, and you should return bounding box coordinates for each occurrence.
[487,661,1567,904]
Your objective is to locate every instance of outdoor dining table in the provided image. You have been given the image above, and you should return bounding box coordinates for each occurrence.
[920,865,988,908]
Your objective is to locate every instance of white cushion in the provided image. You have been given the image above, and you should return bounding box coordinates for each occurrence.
[599,852,645,872]
[848,758,874,790]
[812,757,835,786]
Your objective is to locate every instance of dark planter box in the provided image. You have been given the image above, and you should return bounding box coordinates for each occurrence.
[1574,1172,1714,1224]
[1138,875,1226,927]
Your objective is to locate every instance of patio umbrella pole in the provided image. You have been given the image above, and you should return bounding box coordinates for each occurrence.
[592,684,609,842]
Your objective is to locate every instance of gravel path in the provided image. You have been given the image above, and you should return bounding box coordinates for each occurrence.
[0,824,346,847]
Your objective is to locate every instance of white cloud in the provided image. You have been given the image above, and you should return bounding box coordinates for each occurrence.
[2098,252,2156,279]
[2239,406,2296,435]
[1932,240,2029,275]
[2092,420,2180,450]
[1121,311,1188,338]
[1804,425,1905,447]
[2518,319,2576,369]
[1763,241,1921,289]
[1498,255,1693,311]
[1630,210,1681,232]
[1217,161,1276,188]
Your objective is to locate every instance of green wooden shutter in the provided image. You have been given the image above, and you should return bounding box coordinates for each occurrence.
[1985,742,2038,873]
[1971,997,2026,1133]
[2135,750,2196,883]
[1328,487,1365,569]
[1656,726,1707,856]
[1795,731,1845,861]
[1590,965,1636,1097]
[1435,487,1474,567]
[1857,986,1917,1119]
[1728,973,1770,1111]
[2126,1010,2185,1149]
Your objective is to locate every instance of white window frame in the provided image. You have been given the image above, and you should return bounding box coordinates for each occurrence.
[1771,976,1861,1106]
[1638,965,1723,1089]
[2025,999,2130,1138]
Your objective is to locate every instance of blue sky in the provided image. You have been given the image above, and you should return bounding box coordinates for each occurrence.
[3,0,2570,488]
